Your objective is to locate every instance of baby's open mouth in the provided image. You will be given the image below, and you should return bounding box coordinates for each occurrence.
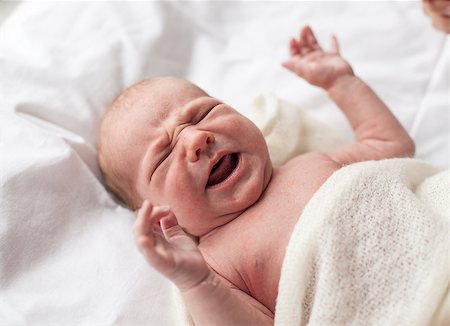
[207,153,239,187]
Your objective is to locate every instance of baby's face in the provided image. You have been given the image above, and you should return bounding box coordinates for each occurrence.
[111,78,272,236]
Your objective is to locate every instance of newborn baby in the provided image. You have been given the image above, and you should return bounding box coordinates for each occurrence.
[98,26,415,324]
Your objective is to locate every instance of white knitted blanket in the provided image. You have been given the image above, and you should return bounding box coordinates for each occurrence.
[275,158,449,325]
[175,94,450,325]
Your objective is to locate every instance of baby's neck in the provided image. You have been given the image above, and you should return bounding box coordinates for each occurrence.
[198,167,279,243]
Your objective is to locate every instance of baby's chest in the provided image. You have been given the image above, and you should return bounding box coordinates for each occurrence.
[240,155,340,303]
[205,154,340,309]
[257,154,339,222]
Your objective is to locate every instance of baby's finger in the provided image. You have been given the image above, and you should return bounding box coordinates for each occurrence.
[299,26,319,56]
[281,59,296,72]
[133,200,153,238]
[289,38,300,56]
[330,35,340,54]
[282,59,307,78]
[133,201,169,238]
[298,26,308,52]
[149,205,170,231]
[305,26,319,47]
[137,231,174,272]
[160,211,186,239]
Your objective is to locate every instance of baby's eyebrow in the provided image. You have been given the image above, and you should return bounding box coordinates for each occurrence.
[178,96,220,121]
[178,100,202,121]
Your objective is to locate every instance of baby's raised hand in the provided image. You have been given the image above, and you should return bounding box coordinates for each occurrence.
[282,26,354,90]
[133,200,210,291]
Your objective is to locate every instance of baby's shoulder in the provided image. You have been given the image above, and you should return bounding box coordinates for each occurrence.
[282,151,342,172]
[269,151,341,201]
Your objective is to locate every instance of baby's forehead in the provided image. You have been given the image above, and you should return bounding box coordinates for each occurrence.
[135,78,207,111]
[106,78,214,142]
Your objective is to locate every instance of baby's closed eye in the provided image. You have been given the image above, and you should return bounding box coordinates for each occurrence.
[191,103,220,124]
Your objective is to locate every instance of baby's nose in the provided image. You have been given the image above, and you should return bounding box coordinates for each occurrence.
[185,129,215,162]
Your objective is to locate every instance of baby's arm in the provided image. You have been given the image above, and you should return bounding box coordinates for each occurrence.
[133,201,273,325]
[283,26,415,165]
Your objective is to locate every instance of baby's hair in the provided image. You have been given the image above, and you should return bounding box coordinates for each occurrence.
[97,79,155,210]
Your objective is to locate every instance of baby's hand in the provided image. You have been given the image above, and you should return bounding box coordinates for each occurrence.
[282,26,354,90]
[422,0,450,34]
[133,200,210,291]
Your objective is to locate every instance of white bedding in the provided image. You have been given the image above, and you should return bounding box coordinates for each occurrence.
[0,2,448,324]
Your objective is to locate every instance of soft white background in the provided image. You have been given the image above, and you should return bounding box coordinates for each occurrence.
[0,1,448,325]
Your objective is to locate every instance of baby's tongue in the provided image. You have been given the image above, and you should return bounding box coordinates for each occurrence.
[207,154,237,187]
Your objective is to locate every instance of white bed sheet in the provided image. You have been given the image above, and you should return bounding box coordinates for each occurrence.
[0,1,448,325]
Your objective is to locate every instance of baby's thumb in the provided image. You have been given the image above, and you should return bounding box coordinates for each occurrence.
[160,212,185,238]
[282,60,295,71]
[330,35,340,54]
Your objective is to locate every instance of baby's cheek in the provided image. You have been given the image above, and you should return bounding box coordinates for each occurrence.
[147,173,169,205]
[164,166,197,204]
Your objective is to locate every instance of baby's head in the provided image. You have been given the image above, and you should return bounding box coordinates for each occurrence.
[98,77,273,236]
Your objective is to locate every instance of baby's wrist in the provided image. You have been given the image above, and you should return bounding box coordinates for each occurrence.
[179,269,219,294]
[326,73,359,94]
